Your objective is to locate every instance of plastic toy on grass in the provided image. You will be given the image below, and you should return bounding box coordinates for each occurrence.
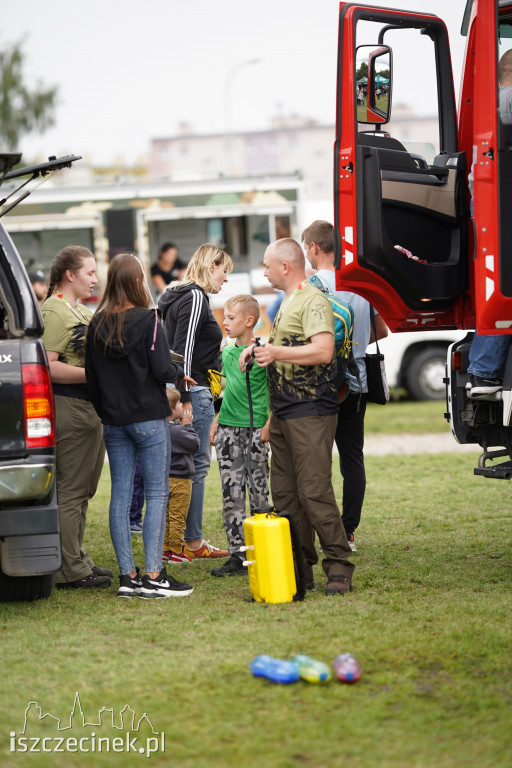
[291,654,332,684]
[250,654,300,684]
[333,653,361,683]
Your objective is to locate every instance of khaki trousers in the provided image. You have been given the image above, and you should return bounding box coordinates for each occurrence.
[53,395,105,584]
[269,412,354,581]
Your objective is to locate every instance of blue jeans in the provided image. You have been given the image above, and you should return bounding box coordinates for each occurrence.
[185,387,215,542]
[104,420,171,575]
[468,332,512,379]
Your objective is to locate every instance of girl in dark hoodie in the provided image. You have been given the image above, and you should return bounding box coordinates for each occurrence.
[85,253,195,599]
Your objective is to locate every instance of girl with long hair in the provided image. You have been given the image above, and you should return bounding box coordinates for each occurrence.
[41,245,112,589]
[158,244,232,561]
[85,252,195,598]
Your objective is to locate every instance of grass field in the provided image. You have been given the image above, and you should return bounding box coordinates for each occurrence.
[365,399,450,435]
[1,402,511,768]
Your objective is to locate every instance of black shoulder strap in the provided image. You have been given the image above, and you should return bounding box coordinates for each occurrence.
[370,305,381,355]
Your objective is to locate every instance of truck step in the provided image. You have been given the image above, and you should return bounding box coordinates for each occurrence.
[474,461,512,480]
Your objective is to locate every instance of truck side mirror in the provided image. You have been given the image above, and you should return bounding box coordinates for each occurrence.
[356,44,392,125]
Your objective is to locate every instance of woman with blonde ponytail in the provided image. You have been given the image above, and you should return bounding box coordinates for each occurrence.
[158,244,232,561]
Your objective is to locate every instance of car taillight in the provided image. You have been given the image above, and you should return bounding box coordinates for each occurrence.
[452,350,464,372]
[22,363,55,448]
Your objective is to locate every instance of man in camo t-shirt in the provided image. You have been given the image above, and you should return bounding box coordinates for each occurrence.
[239,238,354,596]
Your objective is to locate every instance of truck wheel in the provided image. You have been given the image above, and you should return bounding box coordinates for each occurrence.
[405,347,447,401]
[0,567,53,602]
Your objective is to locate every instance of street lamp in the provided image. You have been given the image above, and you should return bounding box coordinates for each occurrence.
[224,58,260,175]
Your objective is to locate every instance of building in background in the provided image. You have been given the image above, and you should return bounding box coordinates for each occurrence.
[3,108,437,324]
[151,115,333,203]
[2,173,301,327]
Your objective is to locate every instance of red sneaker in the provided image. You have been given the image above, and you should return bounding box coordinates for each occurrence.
[169,550,192,564]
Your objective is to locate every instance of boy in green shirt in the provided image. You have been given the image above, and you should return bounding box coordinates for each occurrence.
[209,295,270,576]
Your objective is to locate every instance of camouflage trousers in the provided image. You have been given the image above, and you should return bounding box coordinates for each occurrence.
[214,424,270,555]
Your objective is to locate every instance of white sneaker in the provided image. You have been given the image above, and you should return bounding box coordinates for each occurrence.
[139,568,193,599]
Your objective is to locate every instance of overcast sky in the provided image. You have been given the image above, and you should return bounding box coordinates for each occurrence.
[3,0,468,166]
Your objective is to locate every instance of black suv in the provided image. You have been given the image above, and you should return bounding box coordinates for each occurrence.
[0,153,80,600]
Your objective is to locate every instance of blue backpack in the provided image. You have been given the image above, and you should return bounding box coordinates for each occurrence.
[307,274,355,389]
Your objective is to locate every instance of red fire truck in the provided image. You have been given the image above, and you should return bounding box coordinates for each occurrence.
[335,0,512,478]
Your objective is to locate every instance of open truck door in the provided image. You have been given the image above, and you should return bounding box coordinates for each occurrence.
[334,2,468,332]
[335,0,512,335]
[334,0,512,478]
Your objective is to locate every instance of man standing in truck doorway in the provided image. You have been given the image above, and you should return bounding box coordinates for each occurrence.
[301,220,388,552]
[468,49,512,396]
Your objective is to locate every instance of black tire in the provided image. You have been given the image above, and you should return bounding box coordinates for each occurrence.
[0,567,53,602]
[405,347,448,401]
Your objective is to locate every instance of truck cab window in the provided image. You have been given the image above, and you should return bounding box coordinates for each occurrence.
[356,21,440,162]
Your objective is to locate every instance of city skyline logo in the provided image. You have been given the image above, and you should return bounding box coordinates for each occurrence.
[10,692,165,757]
[19,692,159,733]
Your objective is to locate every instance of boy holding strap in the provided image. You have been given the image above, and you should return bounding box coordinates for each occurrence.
[209,295,270,577]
